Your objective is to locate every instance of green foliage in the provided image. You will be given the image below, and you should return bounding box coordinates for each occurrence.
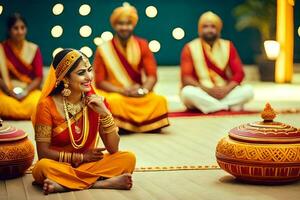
[233,0,276,42]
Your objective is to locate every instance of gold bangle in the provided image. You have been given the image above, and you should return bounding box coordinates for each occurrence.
[62,152,65,162]
[59,151,64,162]
[68,153,72,163]
[68,152,72,163]
[100,114,113,123]
[101,119,113,125]
[80,153,84,163]
[64,152,67,163]
[100,115,115,127]
[102,120,115,128]
[64,152,72,163]
[71,152,84,165]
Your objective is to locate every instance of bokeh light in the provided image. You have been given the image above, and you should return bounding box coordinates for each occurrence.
[101,31,113,41]
[94,37,104,46]
[79,25,92,37]
[51,25,63,38]
[0,5,3,15]
[172,27,185,40]
[79,4,91,16]
[52,47,63,57]
[264,40,280,60]
[52,3,64,15]
[145,6,158,18]
[149,40,161,53]
[123,2,130,6]
[80,46,93,58]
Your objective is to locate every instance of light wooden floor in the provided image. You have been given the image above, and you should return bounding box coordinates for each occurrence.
[2,170,300,200]
[3,113,300,199]
[2,67,300,199]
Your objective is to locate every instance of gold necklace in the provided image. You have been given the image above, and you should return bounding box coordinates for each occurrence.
[63,97,89,149]
[65,99,83,134]
[65,101,82,117]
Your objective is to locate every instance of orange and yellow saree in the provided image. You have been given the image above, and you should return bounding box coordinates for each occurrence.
[32,96,135,189]
[0,40,43,119]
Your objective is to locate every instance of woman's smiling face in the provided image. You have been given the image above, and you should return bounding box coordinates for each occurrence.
[9,19,27,42]
[67,57,93,94]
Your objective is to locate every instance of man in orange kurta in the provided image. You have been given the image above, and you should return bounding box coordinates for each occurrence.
[93,4,169,133]
[180,11,253,113]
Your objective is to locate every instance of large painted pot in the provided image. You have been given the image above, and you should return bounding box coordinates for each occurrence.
[0,119,34,179]
[216,103,300,184]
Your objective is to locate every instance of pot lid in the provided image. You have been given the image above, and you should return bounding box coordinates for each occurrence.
[229,103,300,144]
[0,119,27,142]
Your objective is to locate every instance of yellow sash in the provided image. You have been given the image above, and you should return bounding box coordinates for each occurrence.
[20,40,38,67]
[97,41,133,88]
[114,36,141,71]
[188,38,230,88]
[0,41,37,89]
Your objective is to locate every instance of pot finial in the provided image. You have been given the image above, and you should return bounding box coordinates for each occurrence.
[261,103,276,122]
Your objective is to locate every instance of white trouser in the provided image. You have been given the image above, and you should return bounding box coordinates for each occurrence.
[180,85,254,114]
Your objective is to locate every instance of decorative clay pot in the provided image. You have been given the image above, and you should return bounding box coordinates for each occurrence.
[0,119,34,179]
[216,103,300,184]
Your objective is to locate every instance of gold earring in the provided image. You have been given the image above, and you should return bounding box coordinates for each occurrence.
[61,81,71,97]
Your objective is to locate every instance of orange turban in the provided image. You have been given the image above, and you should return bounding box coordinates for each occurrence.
[198,11,223,35]
[110,3,139,28]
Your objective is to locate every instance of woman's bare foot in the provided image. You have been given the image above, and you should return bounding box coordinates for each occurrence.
[92,173,133,190]
[43,179,66,195]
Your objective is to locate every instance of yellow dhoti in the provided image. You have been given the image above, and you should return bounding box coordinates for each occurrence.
[0,90,41,119]
[98,90,169,132]
[32,151,136,190]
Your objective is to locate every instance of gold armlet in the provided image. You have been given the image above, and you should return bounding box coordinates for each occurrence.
[34,124,52,142]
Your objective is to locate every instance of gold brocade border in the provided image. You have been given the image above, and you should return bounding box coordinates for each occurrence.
[133,165,220,172]
[25,164,220,174]
[52,111,84,137]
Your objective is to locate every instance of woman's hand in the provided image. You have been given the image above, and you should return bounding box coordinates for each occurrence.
[85,94,111,117]
[83,148,106,163]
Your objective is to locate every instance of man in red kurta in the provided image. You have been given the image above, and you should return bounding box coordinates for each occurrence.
[93,4,169,133]
[180,11,253,113]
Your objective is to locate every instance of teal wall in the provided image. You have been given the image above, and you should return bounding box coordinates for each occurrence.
[0,0,299,66]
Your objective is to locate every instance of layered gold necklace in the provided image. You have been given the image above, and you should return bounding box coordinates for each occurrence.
[65,101,82,117]
[63,97,89,149]
[65,101,83,134]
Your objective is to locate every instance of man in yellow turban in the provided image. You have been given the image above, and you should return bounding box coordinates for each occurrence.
[93,3,169,133]
[180,11,253,113]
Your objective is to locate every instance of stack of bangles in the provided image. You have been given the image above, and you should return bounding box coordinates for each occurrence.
[100,114,118,134]
[59,151,84,165]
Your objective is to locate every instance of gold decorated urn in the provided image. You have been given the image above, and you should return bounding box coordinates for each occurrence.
[0,119,34,179]
[216,103,300,184]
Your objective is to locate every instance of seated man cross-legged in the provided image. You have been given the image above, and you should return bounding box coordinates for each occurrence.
[180,11,253,114]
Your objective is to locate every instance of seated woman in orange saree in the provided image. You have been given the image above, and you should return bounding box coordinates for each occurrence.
[32,49,136,195]
[0,13,43,119]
